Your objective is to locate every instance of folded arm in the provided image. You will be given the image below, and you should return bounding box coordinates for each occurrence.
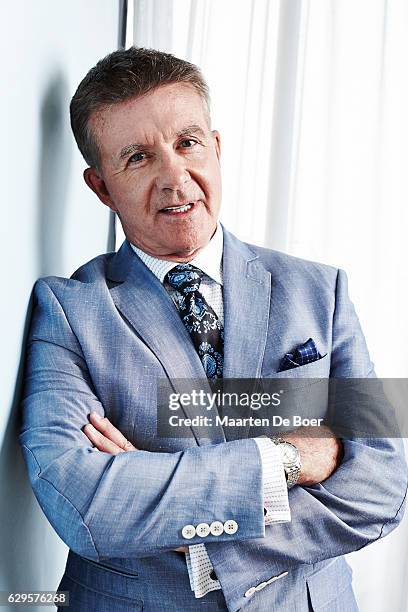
[20,272,407,572]
[20,279,272,560]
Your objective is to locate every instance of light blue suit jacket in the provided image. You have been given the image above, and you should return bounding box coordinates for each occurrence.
[20,227,407,611]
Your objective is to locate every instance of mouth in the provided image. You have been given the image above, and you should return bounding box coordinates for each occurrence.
[159,201,198,216]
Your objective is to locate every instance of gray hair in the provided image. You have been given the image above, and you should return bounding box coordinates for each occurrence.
[70,46,211,170]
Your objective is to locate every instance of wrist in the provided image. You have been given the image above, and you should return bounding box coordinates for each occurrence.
[271,436,302,488]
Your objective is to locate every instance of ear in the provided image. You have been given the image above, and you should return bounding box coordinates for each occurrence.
[211,130,221,162]
[83,167,117,211]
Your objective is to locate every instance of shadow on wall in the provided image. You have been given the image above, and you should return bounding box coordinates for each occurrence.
[0,72,71,608]
[0,296,36,592]
[37,73,72,277]
[0,299,67,608]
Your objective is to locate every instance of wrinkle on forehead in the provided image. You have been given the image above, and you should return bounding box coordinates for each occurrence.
[89,83,211,169]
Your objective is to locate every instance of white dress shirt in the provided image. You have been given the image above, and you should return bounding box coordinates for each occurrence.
[130,225,290,598]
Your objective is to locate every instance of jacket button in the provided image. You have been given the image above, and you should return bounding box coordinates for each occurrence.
[210,521,224,536]
[224,519,238,534]
[181,525,196,539]
[196,523,210,537]
[210,570,218,581]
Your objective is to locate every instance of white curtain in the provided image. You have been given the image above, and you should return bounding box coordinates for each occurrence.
[131,1,408,609]
[288,6,408,607]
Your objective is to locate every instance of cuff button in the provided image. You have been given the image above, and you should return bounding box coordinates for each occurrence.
[223,519,238,534]
[181,524,196,539]
[196,523,210,537]
[210,521,224,536]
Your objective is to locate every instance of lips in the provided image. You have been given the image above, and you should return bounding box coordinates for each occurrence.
[159,201,198,215]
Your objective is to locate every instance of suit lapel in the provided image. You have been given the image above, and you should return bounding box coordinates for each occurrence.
[222,229,271,378]
[221,228,272,440]
[107,241,225,445]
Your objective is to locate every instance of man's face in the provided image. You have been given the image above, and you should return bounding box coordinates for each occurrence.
[84,83,222,261]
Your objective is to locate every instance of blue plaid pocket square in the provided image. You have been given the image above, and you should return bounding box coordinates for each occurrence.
[278,338,326,372]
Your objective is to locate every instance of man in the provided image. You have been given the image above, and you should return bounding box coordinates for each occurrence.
[20,47,406,611]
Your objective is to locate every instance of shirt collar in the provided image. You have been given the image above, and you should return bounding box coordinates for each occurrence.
[130,223,223,286]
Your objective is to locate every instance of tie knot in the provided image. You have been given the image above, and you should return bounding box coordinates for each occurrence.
[165,264,204,293]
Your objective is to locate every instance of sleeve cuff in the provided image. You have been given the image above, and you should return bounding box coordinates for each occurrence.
[253,437,291,525]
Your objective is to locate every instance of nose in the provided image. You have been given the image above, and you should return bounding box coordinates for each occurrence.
[155,151,190,192]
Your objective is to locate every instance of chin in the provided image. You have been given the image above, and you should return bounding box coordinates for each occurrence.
[168,227,212,256]
[169,242,202,259]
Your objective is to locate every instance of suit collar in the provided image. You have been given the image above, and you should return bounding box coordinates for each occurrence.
[106,239,139,283]
[123,223,224,286]
[106,225,263,284]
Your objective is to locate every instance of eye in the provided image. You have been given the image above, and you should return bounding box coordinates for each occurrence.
[128,151,147,164]
[179,139,197,149]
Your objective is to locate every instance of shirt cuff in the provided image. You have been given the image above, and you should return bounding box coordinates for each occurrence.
[253,437,291,525]
[186,543,221,598]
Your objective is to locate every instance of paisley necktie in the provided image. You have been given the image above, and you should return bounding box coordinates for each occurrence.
[164,264,223,379]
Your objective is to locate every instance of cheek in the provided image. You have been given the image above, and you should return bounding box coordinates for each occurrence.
[110,176,150,211]
[206,163,222,198]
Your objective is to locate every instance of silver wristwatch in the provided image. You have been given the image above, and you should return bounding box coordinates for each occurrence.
[271,437,301,488]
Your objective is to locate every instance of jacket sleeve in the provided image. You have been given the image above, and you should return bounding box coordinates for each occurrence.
[205,268,407,604]
[19,279,266,561]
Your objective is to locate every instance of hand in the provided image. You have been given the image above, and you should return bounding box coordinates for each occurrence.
[83,412,188,554]
[283,426,343,486]
[83,411,138,454]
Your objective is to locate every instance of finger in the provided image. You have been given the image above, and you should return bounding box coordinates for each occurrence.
[89,412,137,451]
[83,423,124,455]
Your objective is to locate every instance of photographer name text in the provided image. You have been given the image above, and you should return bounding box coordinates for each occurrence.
[167,415,324,428]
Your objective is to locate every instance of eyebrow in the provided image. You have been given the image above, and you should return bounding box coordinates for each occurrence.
[118,124,207,161]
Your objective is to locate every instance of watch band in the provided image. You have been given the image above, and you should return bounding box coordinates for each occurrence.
[271,436,301,488]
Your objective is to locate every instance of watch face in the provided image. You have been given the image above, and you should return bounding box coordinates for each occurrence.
[281,442,298,463]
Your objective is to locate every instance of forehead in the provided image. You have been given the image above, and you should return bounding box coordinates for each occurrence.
[90,83,209,160]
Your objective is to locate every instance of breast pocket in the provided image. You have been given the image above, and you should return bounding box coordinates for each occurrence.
[252,361,331,435]
[273,355,330,379]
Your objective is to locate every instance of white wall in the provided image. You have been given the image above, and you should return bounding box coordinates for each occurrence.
[0,2,120,609]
